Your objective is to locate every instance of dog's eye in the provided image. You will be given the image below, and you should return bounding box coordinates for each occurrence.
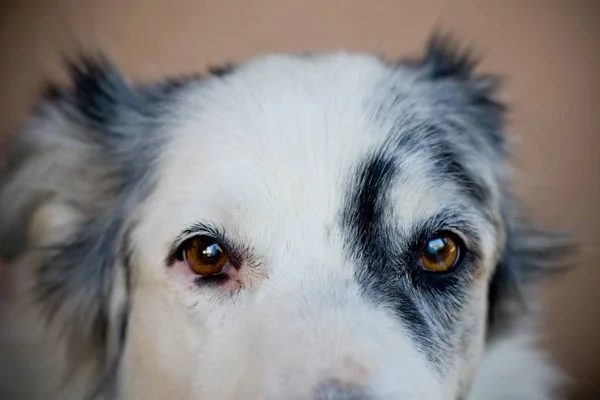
[418,233,462,273]
[180,236,230,275]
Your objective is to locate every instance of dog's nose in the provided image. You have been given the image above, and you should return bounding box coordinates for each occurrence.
[313,380,371,400]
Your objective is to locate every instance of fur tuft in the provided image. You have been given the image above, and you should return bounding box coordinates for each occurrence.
[65,54,137,126]
[423,32,479,80]
[422,32,506,116]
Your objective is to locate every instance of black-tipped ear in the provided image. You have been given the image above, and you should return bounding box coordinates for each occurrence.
[411,32,504,107]
[422,32,479,80]
[67,55,137,125]
[401,32,507,149]
[41,53,138,129]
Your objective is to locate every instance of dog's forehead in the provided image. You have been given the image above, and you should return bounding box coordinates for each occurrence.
[142,53,499,252]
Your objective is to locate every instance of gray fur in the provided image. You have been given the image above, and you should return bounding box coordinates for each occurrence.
[343,35,573,371]
[0,55,191,393]
[313,380,372,400]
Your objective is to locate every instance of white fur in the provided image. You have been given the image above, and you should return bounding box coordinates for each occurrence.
[469,332,564,400]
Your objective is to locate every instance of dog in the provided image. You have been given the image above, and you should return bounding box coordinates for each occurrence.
[0,34,572,399]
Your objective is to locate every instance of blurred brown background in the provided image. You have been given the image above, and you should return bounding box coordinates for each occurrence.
[0,0,598,398]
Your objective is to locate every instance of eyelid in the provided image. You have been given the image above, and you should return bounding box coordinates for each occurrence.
[175,231,214,251]
[442,229,470,249]
[176,222,225,247]
[439,227,484,261]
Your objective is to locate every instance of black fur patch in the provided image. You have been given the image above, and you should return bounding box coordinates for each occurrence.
[66,55,138,125]
[341,150,435,360]
[341,152,480,367]
[422,33,479,80]
[208,63,236,77]
[345,151,397,253]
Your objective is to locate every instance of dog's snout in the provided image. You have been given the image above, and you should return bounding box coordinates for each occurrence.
[313,379,371,400]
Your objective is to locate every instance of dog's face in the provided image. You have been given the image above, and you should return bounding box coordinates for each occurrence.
[0,37,568,400]
[122,50,504,399]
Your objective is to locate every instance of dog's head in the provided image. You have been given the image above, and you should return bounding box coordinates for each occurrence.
[0,36,571,399]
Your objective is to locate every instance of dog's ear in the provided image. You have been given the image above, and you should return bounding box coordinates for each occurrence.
[408,33,574,336]
[487,203,575,339]
[402,32,507,152]
[0,55,167,385]
[419,33,504,109]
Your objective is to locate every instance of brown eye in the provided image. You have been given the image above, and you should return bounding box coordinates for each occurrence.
[418,233,462,273]
[181,236,230,275]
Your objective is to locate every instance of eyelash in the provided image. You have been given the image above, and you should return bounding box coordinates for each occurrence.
[170,223,225,258]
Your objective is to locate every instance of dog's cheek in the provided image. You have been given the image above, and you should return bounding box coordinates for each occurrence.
[119,283,202,399]
[455,282,493,397]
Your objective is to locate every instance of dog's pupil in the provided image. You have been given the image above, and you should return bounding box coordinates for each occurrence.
[426,237,448,260]
[200,243,222,263]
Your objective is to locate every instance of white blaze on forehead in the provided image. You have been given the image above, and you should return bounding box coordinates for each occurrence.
[135,53,397,267]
